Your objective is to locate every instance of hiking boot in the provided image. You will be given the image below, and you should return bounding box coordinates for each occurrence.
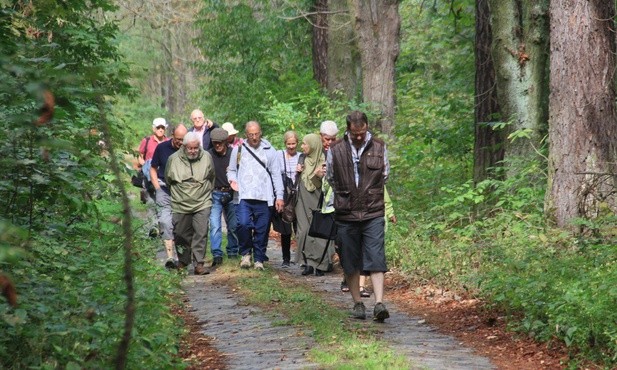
[164,258,177,269]
[281,260,290,268]
[211,256,223,267]
[350,302,366,320]
[373,302,390,322]
[194,262,210,275]
[254,261,264,270]
[240,255,252,269]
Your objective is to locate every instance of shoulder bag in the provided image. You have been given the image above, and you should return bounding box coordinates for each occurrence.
[308,191,337,240]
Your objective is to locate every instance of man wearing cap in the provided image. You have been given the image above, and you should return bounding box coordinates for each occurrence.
[207,128,239,267]
[190,109,218,151]
[222,122,243,148]
[138,118,169,236]
[150,124,188,269]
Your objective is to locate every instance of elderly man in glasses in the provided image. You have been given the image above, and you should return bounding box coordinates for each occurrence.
[227,121,284,271]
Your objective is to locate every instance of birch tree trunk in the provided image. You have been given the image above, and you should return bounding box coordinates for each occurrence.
[488,0,549,175]
[546,0,617,229]
[351,0,400,136]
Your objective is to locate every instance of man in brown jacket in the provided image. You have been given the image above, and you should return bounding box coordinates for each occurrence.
[325,111,390,322]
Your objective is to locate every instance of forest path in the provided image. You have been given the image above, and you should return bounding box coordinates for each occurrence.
[171,238,496,370]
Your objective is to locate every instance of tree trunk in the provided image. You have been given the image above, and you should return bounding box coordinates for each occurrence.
[326,0,361,100]
[351,0,400,136]
[473,0,504,184]
[488,0,549,175]
[312,0,328,88]
[546,0,617,229]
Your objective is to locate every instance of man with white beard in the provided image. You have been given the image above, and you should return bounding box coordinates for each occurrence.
[165,132,215,275]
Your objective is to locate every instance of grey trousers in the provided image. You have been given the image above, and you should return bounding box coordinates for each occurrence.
[155,187,174,241]
[172,207,211,267]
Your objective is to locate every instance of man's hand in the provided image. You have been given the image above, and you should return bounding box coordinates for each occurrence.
[230,180,239,191]
[275,199,284,212]
[389,215,397,224]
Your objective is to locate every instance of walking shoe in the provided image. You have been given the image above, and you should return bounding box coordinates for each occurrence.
[281,260,290,268]
[360,287,371,298]
[373,302,390,322]
[164,258,177,269]
[254,261,264,270]
[194,262,210,275]
[240,255,251,269]
[211,256,223,267]
[350,302,366,320]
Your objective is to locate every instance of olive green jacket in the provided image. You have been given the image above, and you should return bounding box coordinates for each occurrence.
[165,148,215,214]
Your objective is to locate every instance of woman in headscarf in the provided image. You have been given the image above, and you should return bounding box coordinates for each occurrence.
[294,133,329,275]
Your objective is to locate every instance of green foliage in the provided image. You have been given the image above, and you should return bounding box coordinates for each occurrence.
[393,0,476,214]
[194,0,316,124]
[259,89,377,144]
[0,2,184,368]
[0,199,185,369]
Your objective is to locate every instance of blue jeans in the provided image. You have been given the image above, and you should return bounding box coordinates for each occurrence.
[236,199,271,263]
[209,190,239,258]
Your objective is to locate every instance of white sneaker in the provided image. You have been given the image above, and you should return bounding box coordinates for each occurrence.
[240,255,252,269]
[254,261,264,270]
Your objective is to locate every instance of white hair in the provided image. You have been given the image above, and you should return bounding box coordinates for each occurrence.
[183,131,201,145]
[320,120,339,136]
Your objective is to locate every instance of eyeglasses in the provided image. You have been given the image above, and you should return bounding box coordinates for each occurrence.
[246,132,261,138]
[191,116,204,121]
[155,126,166,130]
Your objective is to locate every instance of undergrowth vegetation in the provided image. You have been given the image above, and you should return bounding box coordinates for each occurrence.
[3,0,617,368]
[0,200,185,369]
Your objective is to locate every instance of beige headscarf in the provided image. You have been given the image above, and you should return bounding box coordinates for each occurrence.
[301,133,324,192]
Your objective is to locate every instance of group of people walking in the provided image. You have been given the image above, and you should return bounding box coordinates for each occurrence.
[136,109,394,322]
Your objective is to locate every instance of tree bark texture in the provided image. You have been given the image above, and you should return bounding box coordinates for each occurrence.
[546,0,617,229]
[352,0,400,136]
[312,0,328,88]
[326,0,361,100]
[473,0,504,184]
[488,0,549,174]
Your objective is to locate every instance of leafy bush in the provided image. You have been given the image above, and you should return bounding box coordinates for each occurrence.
[0,199,185,369]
